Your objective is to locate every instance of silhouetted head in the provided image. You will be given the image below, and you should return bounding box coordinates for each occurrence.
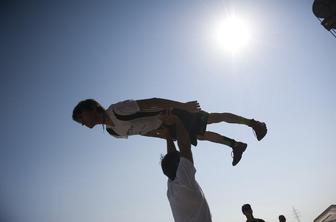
[72,99,106,128]
[161,151,181,180]
[242,204,253,217]
[279,215,286,222]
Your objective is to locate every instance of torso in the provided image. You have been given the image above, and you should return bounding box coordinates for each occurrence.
[105,101,162,138]
[167,158,212,222]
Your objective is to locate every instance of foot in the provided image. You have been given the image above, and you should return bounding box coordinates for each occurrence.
[250,119,267,141]
[232,142,247,166]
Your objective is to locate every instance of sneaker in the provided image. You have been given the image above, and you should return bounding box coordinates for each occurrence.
[232,142,247,166]
[250,119,267,141]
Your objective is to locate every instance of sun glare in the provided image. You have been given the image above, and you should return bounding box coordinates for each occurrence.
[211,15,252,55]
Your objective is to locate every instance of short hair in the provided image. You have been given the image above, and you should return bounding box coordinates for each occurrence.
[242,204,252,213]
[72,99,105,123]
[161,151,180,180]
[279,215,286,221]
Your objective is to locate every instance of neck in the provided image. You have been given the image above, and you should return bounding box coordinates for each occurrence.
[246,215,255,221]
[99,112,114,126]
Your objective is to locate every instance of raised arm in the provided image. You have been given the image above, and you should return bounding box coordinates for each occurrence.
[174,116,193,164]
[166,129,177,154]
[136,98,201,113]
[160,113,193,163]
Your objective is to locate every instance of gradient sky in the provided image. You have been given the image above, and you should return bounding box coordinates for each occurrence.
[1,1,335,222]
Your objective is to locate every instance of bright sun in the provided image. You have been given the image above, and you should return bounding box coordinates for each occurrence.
[211,15,252,55]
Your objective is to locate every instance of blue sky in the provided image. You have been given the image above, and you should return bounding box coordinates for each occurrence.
[1,1,335,222]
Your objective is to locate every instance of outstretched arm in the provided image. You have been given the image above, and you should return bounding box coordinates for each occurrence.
[136,98,201,113]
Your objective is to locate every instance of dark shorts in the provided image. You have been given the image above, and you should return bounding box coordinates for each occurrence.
[164,109,209,146]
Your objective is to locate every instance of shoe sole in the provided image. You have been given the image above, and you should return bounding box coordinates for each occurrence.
[232,144,247,166]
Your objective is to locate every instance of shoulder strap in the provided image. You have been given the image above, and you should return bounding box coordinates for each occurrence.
[106,127,120,136]
[113,110,161,121]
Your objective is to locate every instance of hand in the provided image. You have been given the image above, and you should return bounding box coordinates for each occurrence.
[184,101,201,113]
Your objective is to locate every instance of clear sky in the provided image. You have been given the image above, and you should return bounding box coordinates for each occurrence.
[1,0,335,222]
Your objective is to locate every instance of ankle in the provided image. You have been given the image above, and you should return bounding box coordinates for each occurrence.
[231,139,237,148]
[248,119,255,127]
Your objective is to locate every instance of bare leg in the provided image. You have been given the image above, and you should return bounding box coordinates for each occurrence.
[207,113,251,125]
[197,131,236,148]
[145,128,247,166]
[197,131,247,166]
[145,129,239,148]
[145,129,242,148]
[207,113,267,141]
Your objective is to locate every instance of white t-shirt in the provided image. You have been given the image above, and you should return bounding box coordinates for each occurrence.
[167,157,212,222]
[105,100,162,138]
